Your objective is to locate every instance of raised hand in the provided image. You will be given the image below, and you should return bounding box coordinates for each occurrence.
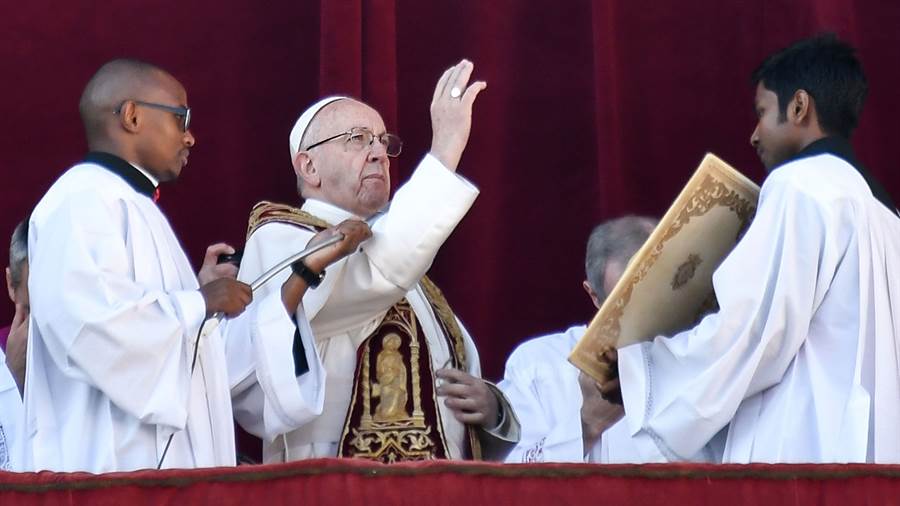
[429,59,487,172]
[197,242,240,285]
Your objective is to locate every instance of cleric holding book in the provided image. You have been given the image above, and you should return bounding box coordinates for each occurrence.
[597,34,900,463]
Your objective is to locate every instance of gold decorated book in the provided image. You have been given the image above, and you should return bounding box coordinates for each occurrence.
[569,153,760,383]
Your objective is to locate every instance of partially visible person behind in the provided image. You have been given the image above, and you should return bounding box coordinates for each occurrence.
[599,34,900,463]
[499,216,656,462]
[3,218,28,394]
[0,341,22,471]
[0,218,28,470]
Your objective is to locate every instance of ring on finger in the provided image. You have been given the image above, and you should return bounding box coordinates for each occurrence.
[450,86,462,99]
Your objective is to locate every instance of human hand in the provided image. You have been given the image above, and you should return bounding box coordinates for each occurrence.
[429,59,487,172]
[578,371,624,454]
[595,348,622,405]
[6,303,28,394]
[281,220,370,312]
[435,367,500,428]
[199,278,252,318]
[197,243,240,285]
[303,220,372,273]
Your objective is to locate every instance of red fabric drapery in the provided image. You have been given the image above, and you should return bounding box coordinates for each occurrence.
[1,1,899,379]
[4,460,900,505]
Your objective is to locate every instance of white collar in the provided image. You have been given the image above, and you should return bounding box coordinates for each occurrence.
[300,199,358,226]
[131,162,159,188]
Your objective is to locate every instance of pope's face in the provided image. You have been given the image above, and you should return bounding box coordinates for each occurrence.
[750,82,801,171]
[307,100,391,218]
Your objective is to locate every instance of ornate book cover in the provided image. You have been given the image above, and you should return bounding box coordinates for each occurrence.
[569,153,760,383]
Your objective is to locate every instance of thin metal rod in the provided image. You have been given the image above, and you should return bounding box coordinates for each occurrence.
[207,233,346,324]
[158,233,345,469]
[250,233,344,291]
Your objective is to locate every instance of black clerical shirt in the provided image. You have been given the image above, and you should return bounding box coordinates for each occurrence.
[83,151,157,200]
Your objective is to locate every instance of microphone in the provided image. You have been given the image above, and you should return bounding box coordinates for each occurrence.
[158,214,378,469]
[157,232,345,469]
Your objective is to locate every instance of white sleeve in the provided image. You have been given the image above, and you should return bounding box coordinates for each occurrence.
[303,154,479,337]
[228,300,326,441]
[28,192,205,430]
[592,419,652,463]
[224,155,478,439]
[617,169,845,461]
[499,349,583,463]
[224,225,326,441]
[0,349,24,471]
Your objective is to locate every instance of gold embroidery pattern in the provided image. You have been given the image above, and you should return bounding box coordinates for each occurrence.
[247,201,469,375]
[418,277,483,460]
[246,201,329,239]
[373,334,410,422]
[592,174,757,347]
[419,276,468,372]
[346,426,437,463]
[341,303,448,463]
[671,254,702,290]
[247,200,479,460]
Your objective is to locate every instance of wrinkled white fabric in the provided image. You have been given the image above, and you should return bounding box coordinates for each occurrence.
[25,162,235,472]
[612,153,900,463]
[499,325,587,463]
[0,348,23,471]
[224,155,521,462]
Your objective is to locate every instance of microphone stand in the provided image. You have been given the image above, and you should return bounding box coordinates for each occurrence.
[156,233,345,469]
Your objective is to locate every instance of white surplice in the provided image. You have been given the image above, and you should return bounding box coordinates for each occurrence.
[225,154,516,462]
[25,162,236,472]
[0,348,23,471]
[611,152,900,463]
[499,325,587,463]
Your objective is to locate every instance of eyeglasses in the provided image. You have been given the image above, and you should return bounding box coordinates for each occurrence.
[304,127,402,157]
[115,100,191,132]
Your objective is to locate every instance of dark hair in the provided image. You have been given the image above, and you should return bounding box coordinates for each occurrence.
[751,33,867,138]
[8,217,29,288]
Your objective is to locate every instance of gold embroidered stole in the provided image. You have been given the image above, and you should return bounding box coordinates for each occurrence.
[246,201,481,461]
[338,300,450,462]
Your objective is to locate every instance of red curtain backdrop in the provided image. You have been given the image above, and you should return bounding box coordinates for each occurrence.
[1,1,899,379]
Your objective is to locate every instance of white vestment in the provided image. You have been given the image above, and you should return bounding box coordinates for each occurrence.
[26,161,238,472]
[499,325,587,463]
[612,152,900,463]
[0,348,23,471]
[225,154,516,461]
